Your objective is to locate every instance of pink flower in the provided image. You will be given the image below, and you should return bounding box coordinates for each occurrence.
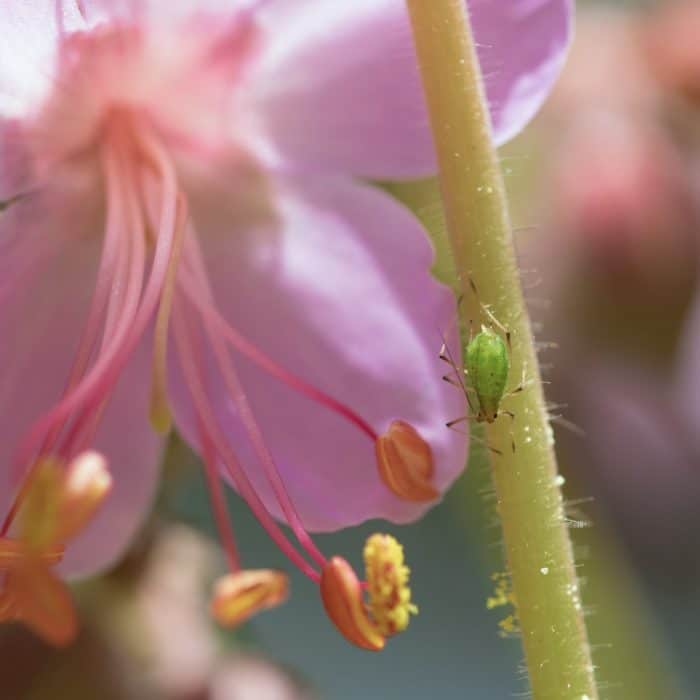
[0,0,571,644]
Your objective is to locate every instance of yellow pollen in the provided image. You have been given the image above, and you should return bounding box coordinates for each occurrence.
[486,571,515,610]
[364,533,418,637]
[486,571,518,637]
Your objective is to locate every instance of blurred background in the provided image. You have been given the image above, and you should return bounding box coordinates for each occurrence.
[3,0,700,697]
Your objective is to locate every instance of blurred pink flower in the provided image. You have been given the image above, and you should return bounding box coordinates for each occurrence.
[643,0,700,106]
[537,8,700,307]
[516,6,700,575]
[0,0,571,640]
[551,116,698,299]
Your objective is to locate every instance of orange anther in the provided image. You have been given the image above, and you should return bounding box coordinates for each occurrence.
[210,569,289,628]
[375,420,439,502]
[320,556,385,652]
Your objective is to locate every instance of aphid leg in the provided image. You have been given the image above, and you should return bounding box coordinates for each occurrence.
[469,431,503,457]
[446,414,478,429]
[503,366,531,400]
[499,410,517,453]
[439,334,477,413]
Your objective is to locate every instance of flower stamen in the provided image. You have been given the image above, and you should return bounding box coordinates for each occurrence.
[321,555,386,651]
[0,452,112,646]
[179,231,327,569]
[375,420,439,502]
[320,534,417,651]
[172,305,321,582]
[10,116,179,488]
[149,194,188,434]
[210,569,289,628]
[179,266,379,441]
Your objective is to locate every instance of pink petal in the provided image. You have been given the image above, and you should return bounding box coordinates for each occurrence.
[171,176,468,531]
[249,0,572,178]
[0,188,162,578]
[0,120,36,200]
[79,0,245,24]
[0,2,85,117]
[470,0,574,144]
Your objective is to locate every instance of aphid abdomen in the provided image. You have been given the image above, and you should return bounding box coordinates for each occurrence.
[466,327,510,422]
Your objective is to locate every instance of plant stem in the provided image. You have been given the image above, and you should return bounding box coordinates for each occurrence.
[405,2,597,697]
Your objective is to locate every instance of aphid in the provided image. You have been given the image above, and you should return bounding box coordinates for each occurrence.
[464,326,511,423]
[440,282,524,449]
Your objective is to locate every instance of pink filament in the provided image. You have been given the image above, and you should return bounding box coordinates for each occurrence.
[39,130,140,457]
[200,421,240,573]
[10,119,178,484]
[2,108,377,590]
[173,229,326,569]
[2,118,178,536]
[173,305,320,583]
[177,223,378,443]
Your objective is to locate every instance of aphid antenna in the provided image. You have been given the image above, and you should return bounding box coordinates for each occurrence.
[467,276,513,347]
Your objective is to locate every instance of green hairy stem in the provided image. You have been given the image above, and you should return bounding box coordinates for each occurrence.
[405,1,598,697]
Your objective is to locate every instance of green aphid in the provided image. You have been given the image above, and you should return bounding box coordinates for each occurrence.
[465,326,510,423]
[441,323,520,440]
